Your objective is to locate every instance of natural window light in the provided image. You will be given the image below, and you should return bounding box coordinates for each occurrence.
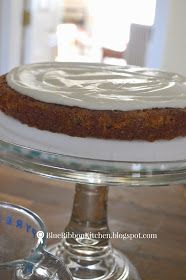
[88,0,156,50]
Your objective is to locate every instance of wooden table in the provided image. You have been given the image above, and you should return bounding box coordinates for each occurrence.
[0,166,185,280]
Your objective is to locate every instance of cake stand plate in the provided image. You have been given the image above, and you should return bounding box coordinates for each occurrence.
[0,112,186,186]
[0,112,186,280]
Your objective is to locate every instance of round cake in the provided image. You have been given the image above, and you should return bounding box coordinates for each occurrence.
[0,62,186,142]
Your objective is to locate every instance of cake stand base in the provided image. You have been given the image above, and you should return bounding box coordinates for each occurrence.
[48,243,140,280]
[47,183,141,280]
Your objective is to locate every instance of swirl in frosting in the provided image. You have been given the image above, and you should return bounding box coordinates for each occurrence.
[6,62,186,111]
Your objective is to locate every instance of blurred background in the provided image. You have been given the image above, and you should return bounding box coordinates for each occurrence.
[0,0,186,76]
[0,3,185,279]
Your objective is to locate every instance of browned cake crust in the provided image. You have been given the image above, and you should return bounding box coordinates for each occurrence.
[0,75,186,141]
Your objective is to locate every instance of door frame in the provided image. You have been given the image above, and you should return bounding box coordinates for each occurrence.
[0,0,24,74]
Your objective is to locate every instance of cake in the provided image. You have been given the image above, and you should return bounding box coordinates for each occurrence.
[0,62,186,142]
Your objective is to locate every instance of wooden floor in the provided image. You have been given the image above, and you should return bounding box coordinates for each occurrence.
[0,166,185,280]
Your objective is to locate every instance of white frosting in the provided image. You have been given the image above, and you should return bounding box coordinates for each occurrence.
[6,62,186,111]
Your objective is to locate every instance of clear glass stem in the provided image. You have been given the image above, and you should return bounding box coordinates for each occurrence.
[62,184,114,278]
[65,183,110,242]
[49,183,141,280]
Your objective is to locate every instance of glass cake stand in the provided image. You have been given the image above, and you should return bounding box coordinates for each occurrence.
[0,137,186,280]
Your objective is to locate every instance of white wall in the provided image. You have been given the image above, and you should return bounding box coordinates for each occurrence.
[0,0,23,74]
[146,0,186,76]
[162,0,186,75]
[145,0,170,69]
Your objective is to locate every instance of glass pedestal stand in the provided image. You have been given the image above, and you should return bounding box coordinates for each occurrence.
[0,138,186,280]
